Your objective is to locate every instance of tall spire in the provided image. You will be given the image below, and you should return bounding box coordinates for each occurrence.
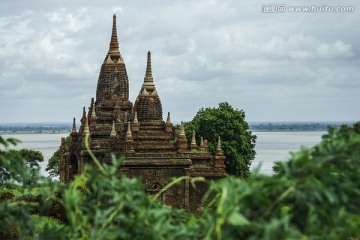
[108,14,119,55]
[72,117,77,133]
[141,51,156,92]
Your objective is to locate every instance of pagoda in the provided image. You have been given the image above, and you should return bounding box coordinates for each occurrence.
[60,15,226,211]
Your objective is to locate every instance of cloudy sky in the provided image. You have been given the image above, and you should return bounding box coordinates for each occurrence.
[0,0,359,123]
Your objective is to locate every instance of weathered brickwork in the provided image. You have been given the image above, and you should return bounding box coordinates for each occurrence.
[60,15,226,211]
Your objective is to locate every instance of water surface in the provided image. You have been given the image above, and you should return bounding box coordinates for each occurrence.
[252,131,325,174]
[2,131,325,177]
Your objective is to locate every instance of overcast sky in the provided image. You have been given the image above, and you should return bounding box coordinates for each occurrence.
[0,0,359,123]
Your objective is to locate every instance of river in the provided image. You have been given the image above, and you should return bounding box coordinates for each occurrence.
[1,131,326,177]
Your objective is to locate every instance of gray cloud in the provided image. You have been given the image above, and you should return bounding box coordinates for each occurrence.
[0,0,359,123]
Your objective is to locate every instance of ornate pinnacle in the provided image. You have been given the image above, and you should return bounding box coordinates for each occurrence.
[216,136,223,155]
[126,121,133,138]
[166,112,171,124]
[204,139,208,151]
[108,14,119,55]
[84,117,90,134]
[72,117,77,133]
[200,137,204,147]
[191,130,197,148]
[91,103,96,118]
[146,51,152,77]
[141,51,156,91]
[133,111,139,124]
[179,121,185,136]
[110,121,116,137]
[82,107,86,119]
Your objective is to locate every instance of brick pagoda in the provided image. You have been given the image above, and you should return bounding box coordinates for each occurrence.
[60,15,226,211]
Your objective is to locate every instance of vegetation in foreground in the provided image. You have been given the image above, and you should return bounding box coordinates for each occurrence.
[1,123,360,239]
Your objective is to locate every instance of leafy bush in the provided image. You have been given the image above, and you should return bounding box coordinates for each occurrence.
[2,123,360,239]
[0,136,37,237]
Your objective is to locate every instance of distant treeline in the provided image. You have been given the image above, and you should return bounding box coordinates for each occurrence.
[0,121,354,134]
[249,122,352,132]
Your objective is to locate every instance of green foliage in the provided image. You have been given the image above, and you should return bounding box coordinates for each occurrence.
[17,215,64,240]
[0,136,36,237]
[19,149,44,171]
[184,122,360,239]
[0,138,36,186]
[0,142,43,186]
[46,149,60,179]
[46,136,69,178]
[185,102,256,178]
[2,123,360,239]
[52,156,192,239]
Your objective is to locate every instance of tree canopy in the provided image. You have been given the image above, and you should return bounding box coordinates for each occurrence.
[185,102,256,178]
[0,141,43,185]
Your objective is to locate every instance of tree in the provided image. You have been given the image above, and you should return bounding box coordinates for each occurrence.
[19,149,44,171]
[0,136,36,237]
[46,136,69,178]
[46,148,60,178]
[185,102,256,178]
[0,144,43,185]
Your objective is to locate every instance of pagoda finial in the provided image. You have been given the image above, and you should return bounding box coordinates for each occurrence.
[72,117,77,133]
[217,137,222,149]
[126,121,133,138]
[84,117,90,134]
[165,112,172,133]
[191,130,197,149]
[216,136,223,155]
[108,14,119,55]
[166,112,171,124]
[141,51,156,92]
[110,121,117,137]
[82,107,86,119]
[180,121,185,136]
[146,51,152,78]
[133,111,139,124]
[91,103,96,118]
[204,139,209,151]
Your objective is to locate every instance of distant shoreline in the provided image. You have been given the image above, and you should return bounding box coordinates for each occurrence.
[0,121,352,134]
[0,130,71,135]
